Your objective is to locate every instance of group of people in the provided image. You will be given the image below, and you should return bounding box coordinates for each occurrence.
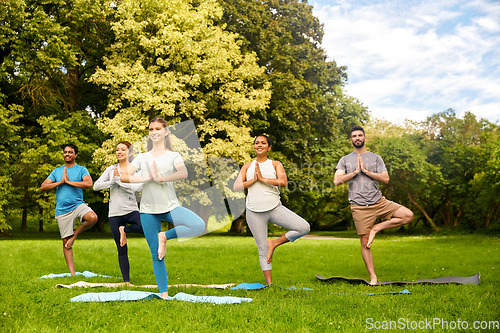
[41,119,413,291]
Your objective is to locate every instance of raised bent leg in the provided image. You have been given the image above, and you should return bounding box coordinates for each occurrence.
[65,211,98,249]
[367,206,413,248]
[267,205,310,263]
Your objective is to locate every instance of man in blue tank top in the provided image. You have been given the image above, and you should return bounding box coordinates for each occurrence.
[41,144,98,276]
[334,126,414,285]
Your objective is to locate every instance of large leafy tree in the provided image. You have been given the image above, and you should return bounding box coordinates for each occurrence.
[472,130,500,228]
[217,0,351,161]
[217,0,369,229]
[0,0,113,232]
[422,110,496,229]
[90,0,271,166]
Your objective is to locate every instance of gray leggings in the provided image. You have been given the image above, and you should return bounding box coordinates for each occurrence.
[246,203,310,271]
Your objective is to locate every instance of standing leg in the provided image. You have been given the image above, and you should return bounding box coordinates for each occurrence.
[109,216,130,282]
[246,209,273,284]
[141,213,168,298]
[267,205,310,264]
[62,238,76,276]
[360,234,377,285]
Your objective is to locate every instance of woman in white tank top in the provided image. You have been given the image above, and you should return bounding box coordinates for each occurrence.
[234,135,310,285]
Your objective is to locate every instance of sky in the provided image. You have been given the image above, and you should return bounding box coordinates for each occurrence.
[311,0,500,123]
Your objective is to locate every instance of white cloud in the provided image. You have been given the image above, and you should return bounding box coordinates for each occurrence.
[313,0,500,123]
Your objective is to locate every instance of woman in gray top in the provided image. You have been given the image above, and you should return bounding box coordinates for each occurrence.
[94,141,143,283]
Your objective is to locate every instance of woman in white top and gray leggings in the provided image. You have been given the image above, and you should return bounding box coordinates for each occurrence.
[234,135,310,285]
[94,141,143,283]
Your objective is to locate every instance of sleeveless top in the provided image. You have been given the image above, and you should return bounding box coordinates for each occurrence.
[245,159,280,212]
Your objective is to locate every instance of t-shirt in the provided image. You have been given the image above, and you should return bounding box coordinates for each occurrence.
[131,151,183,214]
[336,152,387,206]
[48,164,90,216]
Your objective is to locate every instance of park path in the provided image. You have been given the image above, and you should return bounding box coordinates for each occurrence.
[301,234,354,240]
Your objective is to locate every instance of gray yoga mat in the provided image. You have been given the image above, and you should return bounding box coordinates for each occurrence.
[316,273,480,286]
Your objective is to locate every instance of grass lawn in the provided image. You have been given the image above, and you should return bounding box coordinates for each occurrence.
[0,231,499,332]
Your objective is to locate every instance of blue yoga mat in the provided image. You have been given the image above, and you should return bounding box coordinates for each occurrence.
[230,283,313,291]
[70,290,252,304]
[39,271,117,279]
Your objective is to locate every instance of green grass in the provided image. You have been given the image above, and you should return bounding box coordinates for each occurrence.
[1,232,499,332]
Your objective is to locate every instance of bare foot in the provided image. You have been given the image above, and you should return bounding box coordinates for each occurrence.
[65,235,75,250]
[160,291,169,299]
[158,232,167,261]
[366,229,377,249]
[369,277,378,286]
[267,239,276,264]
[119,226,127,247]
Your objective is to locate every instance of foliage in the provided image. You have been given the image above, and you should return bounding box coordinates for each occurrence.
[421,110,498,229]
[364,111,500,231]
[90,0,271,167]
[0,0,113,231]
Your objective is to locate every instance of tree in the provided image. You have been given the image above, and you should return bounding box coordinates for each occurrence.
[367,120,442,231]
[90,0,271,166]
[218,0,349,163]
[0,0,113,231]
[422,110,496,228]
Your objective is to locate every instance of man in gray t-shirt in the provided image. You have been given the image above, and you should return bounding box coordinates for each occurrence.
[334,126,414,285]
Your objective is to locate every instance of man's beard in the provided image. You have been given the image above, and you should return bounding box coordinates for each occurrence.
[352,140,365,148]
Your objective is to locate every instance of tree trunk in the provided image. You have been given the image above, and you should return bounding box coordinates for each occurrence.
[452,209,462,227]
[405,188,439,232]
[229,215,246,234]
[21,206,28,232]
[484,203,500,228]
[38,207,43,232]
[442,200,452,226]
[67,66,79,113]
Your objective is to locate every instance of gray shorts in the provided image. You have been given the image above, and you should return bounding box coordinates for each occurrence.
[55,203,93,239]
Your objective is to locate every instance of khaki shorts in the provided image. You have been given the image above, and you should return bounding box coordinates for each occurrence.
[55,203,93,239]
[350,197,402,235]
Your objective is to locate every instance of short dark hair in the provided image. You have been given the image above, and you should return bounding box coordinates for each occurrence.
[254,135,272,146]
[62,143,78,155]
[350,126,365,136]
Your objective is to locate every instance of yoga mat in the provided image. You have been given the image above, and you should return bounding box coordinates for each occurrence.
[39,271,117,279]
[70,290,252,304]
[56,281,235,289]
[316,272,481,286]
[230,283,313,291]
[334,289,411,296]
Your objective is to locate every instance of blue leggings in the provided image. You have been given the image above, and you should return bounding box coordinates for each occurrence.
[141,206,205,293]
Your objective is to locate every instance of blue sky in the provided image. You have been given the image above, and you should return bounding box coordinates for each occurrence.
[311,0,500,123]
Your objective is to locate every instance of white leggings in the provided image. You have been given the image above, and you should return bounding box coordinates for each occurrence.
[246,203,310,271]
